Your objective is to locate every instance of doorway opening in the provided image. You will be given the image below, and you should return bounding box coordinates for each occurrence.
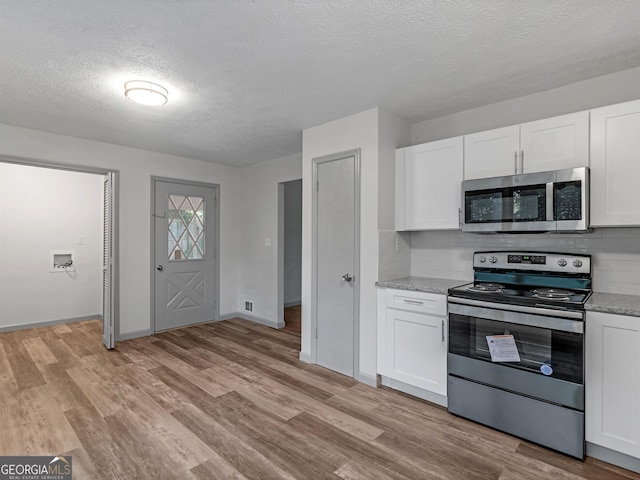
[0,157,118,349]
[278,179,302,335]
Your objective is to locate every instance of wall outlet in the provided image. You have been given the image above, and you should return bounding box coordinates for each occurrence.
[243,300,253,312]
[264,237,271,247]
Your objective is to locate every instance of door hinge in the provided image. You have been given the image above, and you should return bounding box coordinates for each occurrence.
[214,196,218,207]
[315,327,318,339]
[458,208,462,227]
[316,180,319,192]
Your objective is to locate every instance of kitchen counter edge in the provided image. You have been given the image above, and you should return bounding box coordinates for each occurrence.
[585,292,640,318]
[376,278,640,318]
[376,276,466,295]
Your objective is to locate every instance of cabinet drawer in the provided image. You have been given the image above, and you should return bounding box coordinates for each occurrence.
[385,289,446,316]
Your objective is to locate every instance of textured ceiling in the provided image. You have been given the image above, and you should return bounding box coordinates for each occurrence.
[1,1,640,166]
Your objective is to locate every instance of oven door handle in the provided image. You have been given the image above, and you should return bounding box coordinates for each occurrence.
[448,298,584,333]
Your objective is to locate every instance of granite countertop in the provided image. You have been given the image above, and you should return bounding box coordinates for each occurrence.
[376,276,467,295]
[377,276,640,318]
[585,292,640,318]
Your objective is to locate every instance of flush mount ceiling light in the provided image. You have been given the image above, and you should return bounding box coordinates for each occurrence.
[124,80,168,106]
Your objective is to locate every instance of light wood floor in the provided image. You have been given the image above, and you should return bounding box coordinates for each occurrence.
[284,304,301,334]
[0,319,638,480]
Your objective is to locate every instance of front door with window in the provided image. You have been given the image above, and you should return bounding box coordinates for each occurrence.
[153,180,217,331]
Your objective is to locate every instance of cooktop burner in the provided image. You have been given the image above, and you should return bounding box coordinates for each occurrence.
[467,283,505,293]
[532,288,573,300]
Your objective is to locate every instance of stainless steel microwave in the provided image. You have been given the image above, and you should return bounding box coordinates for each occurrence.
[462,167,589,233]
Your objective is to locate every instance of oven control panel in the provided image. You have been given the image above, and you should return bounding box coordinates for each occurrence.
[474,251,591,274]
[507,254,546,265]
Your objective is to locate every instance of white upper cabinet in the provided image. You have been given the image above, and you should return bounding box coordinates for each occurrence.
[590,99,640,227]
[520,111,590,173]
[463,111,590,180]
[463,125,520,180]
[395,136,463,231]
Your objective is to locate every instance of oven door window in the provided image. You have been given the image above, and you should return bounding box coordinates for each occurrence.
[465,185,547,224]
[449,313,583,384]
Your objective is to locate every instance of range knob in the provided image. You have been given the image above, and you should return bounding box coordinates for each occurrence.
[489,256,498,263]
[558,258,567,267]
[573,259,583,268]
[478,256,486,263]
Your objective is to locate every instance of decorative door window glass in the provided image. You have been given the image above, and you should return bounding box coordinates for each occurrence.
[167,195,205,260]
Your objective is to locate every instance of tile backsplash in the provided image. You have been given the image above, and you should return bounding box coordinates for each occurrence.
[380,228,640,295]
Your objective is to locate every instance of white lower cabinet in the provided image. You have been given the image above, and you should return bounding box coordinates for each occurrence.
[586,311,640,460]
[377,288,447,400]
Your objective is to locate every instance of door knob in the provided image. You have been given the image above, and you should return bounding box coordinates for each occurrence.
[342,273,353,282]
[157,265,163,271]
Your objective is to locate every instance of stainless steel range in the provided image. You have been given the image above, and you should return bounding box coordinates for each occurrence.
[447,251,591,459]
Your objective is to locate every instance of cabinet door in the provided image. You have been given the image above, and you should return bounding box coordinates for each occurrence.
[463,125,519,180]
[590,100,640,226]
[520,111,589,174]
[399,137,463,230]
[385,308,447,395]
[586,311,640,458]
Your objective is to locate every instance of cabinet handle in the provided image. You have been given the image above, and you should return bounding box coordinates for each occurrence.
[403,299,423,305]
[514,151,518,174]
[441,320,445,342]
[520,150,524,174]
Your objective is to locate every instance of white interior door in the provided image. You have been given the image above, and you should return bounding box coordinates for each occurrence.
[153,180,217,331]
[315,152,359,377]
[102,172,114,349]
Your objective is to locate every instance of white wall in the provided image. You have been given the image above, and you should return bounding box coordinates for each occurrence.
[378,109,411,230]
[0,123,241,338]
[0,163,103,328]
[301,107,408,381]
[234,153,302,326]
[283,179,302,306]
[411,67,640,144]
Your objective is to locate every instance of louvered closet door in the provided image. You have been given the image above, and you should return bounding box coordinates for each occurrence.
[102,172,115,349]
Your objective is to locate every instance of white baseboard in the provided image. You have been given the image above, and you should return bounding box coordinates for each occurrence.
[299,351,313,363]
[356,371,378,388]
[219,311,285,329]
[587,442,640,474]
[0,314,102,333]
[380,376,448,407]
